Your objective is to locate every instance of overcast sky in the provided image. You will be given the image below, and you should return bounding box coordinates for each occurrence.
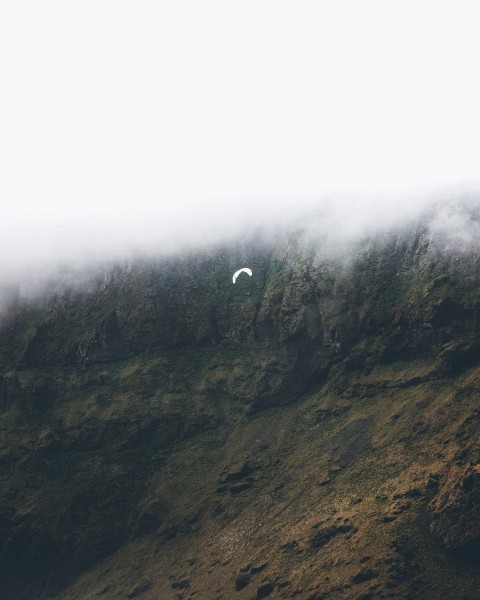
[1,1,480,276]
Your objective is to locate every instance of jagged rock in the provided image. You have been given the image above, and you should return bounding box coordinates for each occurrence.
[222,463,254,483]
[381,515,396,523]
[171,579,190,590]
[359,555,371,563]
[255,582,274,598]
[429,464,480,563]
[310,524,356,549]
[235,572,251,591]
[425,473,441,489]
[229,481,253,494]
[250,562,267,574]
[351,569,378,584]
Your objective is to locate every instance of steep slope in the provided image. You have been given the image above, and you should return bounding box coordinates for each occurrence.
[0,209,479,599]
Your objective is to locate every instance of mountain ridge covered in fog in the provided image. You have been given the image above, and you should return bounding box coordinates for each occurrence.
[0,201,479,598]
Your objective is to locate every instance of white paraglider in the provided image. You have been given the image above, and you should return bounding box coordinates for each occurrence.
[232,267,252,284]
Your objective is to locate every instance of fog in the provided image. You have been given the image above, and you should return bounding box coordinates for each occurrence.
[1,2,480,293]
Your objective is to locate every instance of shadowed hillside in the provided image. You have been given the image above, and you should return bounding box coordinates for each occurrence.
[0,206,479,599]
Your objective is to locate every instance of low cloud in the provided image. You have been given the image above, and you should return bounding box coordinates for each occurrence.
[1,186,478,296]
[428,195,480,253]
[2,3,480,303]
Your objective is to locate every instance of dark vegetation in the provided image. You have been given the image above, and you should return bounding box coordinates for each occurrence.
[0,208,479,599]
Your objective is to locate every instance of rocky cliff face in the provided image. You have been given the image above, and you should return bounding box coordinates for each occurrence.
[0,206,479,599]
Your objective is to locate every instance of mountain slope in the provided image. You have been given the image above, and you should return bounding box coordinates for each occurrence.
[0,208,479,599]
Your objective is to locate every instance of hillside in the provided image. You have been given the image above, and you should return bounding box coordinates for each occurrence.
[0,206,479,599]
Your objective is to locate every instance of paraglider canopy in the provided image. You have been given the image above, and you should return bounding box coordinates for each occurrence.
[232,267,252,284]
